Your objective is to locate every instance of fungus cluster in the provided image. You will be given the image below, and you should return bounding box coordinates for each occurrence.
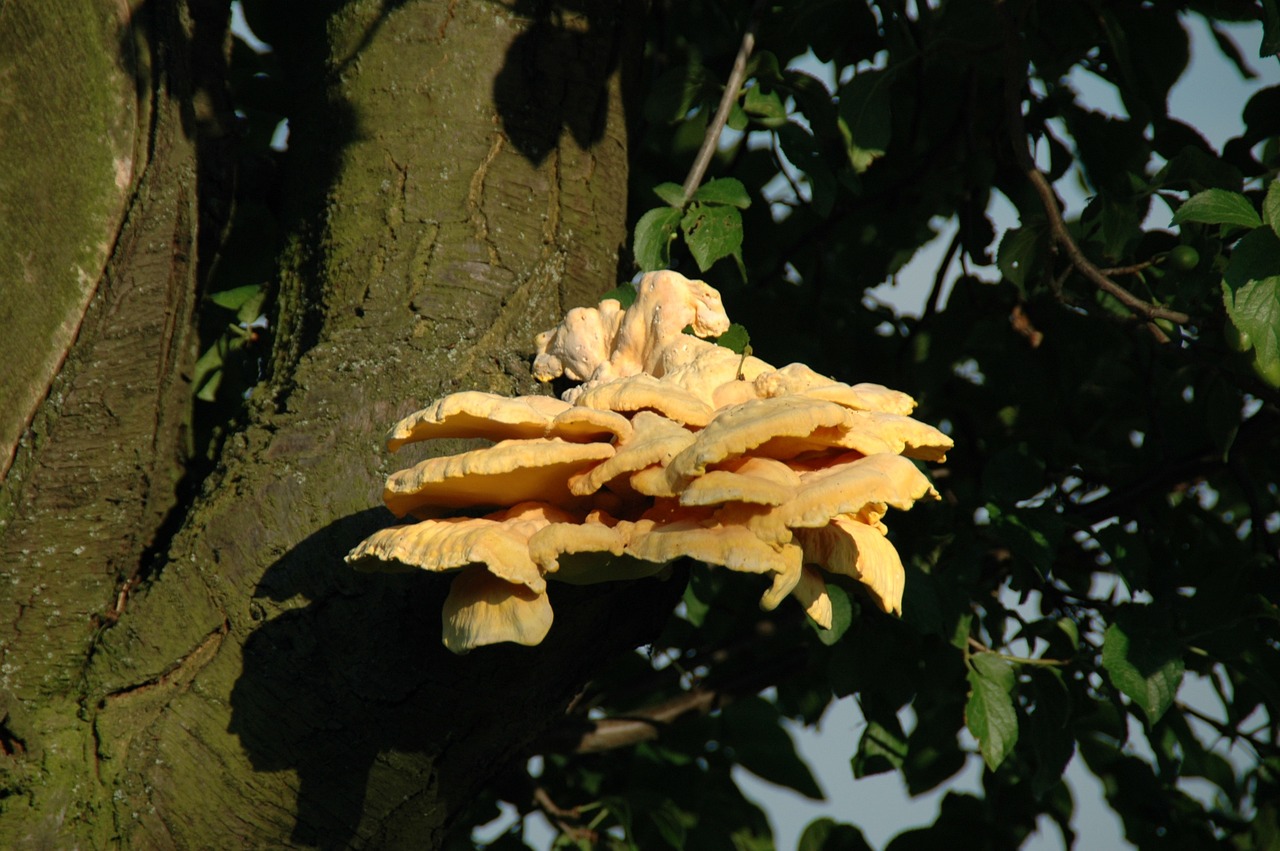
[347,271,951,653]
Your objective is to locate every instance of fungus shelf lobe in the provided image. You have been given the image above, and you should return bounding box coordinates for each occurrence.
[347,270,949,652]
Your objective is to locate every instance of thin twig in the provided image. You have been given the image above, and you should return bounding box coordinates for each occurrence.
[569,688,721,754]
[997,9,1190,341]
[534,787,581,820]
[923,229,963,320]
[967,636,1068,667]
[542,633,807,755]
[1098,261,1153,277]
[1178,701,1279,757]
[680,0,768,205]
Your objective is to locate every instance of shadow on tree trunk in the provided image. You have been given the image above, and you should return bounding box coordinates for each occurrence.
[228,507,688,847]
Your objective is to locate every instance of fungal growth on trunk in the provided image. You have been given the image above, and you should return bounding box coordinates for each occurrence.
[347,271,951,653]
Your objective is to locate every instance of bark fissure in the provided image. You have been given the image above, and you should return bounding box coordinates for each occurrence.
[2,2,648,846]
[467,129,509,268]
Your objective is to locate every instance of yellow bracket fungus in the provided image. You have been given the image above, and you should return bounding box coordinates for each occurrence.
[347,270,952,653]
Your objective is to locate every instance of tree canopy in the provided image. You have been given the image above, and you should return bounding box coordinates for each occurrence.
[2,0,1278,849]
[431,1,1280,848]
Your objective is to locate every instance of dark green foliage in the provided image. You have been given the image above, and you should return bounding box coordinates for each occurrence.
[451,0,1280,847]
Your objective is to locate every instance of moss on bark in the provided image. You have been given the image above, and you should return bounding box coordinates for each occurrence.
[0,2,136,482]
[3,1,656,847]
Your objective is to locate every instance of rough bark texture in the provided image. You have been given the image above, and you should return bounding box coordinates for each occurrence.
[1,4,206,841]
[0,2,140,482]
[1,1,664,848]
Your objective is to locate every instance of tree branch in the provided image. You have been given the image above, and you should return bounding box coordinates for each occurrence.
[997,9,1190,341]
[680,0,767,204]
[570,687,722,754]
[540,634,806,755]
[923,228,962,320]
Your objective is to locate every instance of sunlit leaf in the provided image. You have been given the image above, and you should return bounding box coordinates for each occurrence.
[599,283,638,308]
[713,322,751,355]
[1263,178,1280,236]
[634,206,683,271]
[1222,227,1280,383]
[681,203,743,272]
[654,182,686,207]
[837,69,892,172]
[208,284,263,311]
[692,177,751,209]
[743,84,787,128]
[1173,188,1262,229]
[965,652,1019,771]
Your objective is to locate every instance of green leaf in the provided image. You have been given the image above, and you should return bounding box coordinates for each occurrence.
[653,182,686,207]
[719,697,824,799]
[1263,179,1280,236]
[1207,21,1259,81]
[644,62,708,124]
[903,698,968,795]
[851,716,907,778]
[981,443,1046,502]
[681,203,743,272]
[798,818,874,851]
[1081,194,1141,261]
[965,652,1019,771]
[647,800,688,849]
[777,122,837,217]
[713,322,751,355]
[813,584,852,646]
[692,177,751,209]
[743,84,788,128]
[1263,0,1280,57]
[1101,607,1185,723]
[1172,188,1262,229]
[208,284,263,312]
[1026,671,1074,800]
[191,337,230,403]
[633,206,683,272]
[1222,227,1280,383]
[681,582,709,627]
[985,504,1062,578]
[599,283,637,308]
[1153,145,1245,193]
[749,50,783,84]
[837,69,892,172]
[996,226,1046,291]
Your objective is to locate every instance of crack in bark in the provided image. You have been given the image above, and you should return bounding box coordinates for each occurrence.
[436,0,460,42]
[544,146,566,315]
[466,129,507,268]
[407,221,441,311]
[99,619,229,704]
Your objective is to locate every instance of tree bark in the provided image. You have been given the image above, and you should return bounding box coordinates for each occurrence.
[1,1,665,847]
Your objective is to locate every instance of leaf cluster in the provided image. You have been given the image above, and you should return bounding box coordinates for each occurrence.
[454,1,1280,849]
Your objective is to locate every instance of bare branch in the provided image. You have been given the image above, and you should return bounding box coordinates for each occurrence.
[1098,260,1154,277]
[568,688,721,754]
[997,9,1190,340]
[680,0,767,205]
[923,228,962,320]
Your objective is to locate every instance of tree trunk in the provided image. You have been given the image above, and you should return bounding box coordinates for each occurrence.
[1,2,665,847]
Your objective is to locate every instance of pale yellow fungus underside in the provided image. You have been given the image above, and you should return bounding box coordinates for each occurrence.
[349,270,950,651]
[383,439,614,516]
